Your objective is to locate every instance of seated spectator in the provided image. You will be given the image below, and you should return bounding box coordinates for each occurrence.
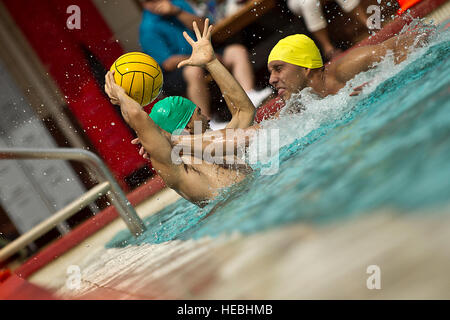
[287,0,369,60]
[140,0,271,129]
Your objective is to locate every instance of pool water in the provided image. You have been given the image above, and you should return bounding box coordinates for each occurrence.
[107,21,450,248]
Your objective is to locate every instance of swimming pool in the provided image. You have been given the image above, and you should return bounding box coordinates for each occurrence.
[107,21,450,249]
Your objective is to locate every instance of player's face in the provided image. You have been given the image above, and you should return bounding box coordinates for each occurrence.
[268,61,308,101]
[186,107,210,134]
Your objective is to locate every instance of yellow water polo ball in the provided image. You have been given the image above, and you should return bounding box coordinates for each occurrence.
[110,52,163,106]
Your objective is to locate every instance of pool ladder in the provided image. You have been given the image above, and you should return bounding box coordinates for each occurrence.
[0,148,146,263]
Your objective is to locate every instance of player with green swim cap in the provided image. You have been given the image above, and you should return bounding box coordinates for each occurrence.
[105,19,254,206]
[149,96,202,134]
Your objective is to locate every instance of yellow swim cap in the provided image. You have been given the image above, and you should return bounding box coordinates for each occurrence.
[268,34,323,69]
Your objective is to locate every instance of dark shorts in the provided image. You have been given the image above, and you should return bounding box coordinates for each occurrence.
[161,67,186,97]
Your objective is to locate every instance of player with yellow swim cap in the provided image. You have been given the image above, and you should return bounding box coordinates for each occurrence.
[267,31,428,102]
[160,30,432,164]
[129,30,430,168]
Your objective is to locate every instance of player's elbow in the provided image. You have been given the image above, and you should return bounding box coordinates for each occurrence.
[127,108,148,129]
[236,113,255,129]
[127,107,143,120]
[244,108,256,124]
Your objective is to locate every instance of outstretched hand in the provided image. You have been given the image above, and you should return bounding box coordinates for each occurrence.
[177,18,215,69]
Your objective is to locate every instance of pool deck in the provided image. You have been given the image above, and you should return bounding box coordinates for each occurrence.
[30,206,450,299]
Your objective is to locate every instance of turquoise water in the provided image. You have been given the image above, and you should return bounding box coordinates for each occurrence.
[108,22,450,248]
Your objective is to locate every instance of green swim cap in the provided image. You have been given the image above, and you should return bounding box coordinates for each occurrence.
[149,96,197,134]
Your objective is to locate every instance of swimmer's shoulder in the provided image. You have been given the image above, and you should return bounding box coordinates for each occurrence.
[321,65,346,95]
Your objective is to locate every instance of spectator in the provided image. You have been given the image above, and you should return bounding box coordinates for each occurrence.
[140,0,271,129]
[287,0,369,60]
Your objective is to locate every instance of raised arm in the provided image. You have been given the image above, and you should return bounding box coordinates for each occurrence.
[334,31,428,84]
[105,71,182,187]
[178,19,256,129]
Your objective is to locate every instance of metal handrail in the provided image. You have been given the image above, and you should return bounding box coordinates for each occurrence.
[0,148,146,263]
